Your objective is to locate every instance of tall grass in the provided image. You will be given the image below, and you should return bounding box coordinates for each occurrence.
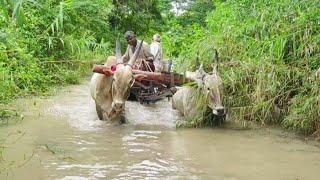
[220,62,304,124]
[282,75,320,135]
[206,0,319,68]
[206,0,320,135]
[164,0,320,135]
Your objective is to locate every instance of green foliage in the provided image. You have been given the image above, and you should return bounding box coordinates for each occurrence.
[206,0,320,68]
[109,0,164,37]
[176,0,215,27]
[282,75,320,135]
[163,0,320,134]
[220,62,305,125]
[162,23,207,71]
[0,0,168,105]
[0,109,21,126]
[204,0,319,134]
[0,0,114,104]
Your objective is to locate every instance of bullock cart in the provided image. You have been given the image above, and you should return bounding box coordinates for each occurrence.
[92,64,193,104]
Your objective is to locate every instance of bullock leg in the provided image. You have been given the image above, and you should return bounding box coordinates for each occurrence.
[95,102,103,120]
[171,98,176,109]
[213,114,225,126]
[120,115,126,124]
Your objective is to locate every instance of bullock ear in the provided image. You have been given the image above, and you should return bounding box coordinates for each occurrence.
[197,64,206,76]
[115,36,122,63]
[128,40,143,66]
[214,49,219,63]
[211,49,219,72]
[198,64,203,71]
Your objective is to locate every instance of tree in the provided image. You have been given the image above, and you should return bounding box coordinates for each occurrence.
[109,0,164,36]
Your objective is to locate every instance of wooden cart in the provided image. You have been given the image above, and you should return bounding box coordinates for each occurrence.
[92,64,193,104]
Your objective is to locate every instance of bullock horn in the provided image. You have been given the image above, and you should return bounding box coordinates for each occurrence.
[213,49,219,71]
[115,36,122,63]
[198,64,204,71]
[128,40,143,66]
[196,63,206,79]
[211,64,218,73]
[214,49,219,64]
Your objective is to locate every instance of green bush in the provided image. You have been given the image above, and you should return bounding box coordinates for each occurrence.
[282,75,320,135]
[163,0,320,134]
[0,0,114,103]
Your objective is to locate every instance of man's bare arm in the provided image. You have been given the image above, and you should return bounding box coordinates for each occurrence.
[143,43,154,61]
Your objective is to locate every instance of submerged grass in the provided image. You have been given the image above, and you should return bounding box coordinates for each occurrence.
[0,130,30,174]
[282,75,320,136]
[220,61,319,136]
[221,61,304,123]
[0,109,22,126]
[44,143,65,155]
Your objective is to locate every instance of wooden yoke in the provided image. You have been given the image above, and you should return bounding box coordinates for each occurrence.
[92,64,193,86]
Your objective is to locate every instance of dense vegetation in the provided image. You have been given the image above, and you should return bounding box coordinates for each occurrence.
[162,0,319,136]
[0,0,319,136]
[0,0,113,104]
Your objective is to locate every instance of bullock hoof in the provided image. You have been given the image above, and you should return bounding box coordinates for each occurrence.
[139,99,147,104]
[120,116,126,124]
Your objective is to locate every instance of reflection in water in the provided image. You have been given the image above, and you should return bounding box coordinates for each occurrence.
[56,163,109,177]
[1,81,320,180]
[118,130,187,179]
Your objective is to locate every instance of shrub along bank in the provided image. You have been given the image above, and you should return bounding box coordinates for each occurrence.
[162,0,319,136]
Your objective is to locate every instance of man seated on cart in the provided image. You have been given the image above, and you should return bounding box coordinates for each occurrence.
[150,34,163,72]
[150,34,173,72]
[122,31,155,72]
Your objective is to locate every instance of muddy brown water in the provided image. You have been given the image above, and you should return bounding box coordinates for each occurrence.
[1,81,320,180]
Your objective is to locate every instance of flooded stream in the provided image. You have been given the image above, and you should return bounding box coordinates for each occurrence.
[1,81,320,180]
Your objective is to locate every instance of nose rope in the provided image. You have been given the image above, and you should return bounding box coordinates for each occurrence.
[130,75,136,87]
[142,59,153,72]
[115,63,133,69]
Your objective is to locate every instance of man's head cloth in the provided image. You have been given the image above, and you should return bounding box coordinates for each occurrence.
[125,31,135,40]
[153,34,161,42]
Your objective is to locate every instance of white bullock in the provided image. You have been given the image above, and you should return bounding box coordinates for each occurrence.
[172,64,226,125]
[90,40,143,121]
